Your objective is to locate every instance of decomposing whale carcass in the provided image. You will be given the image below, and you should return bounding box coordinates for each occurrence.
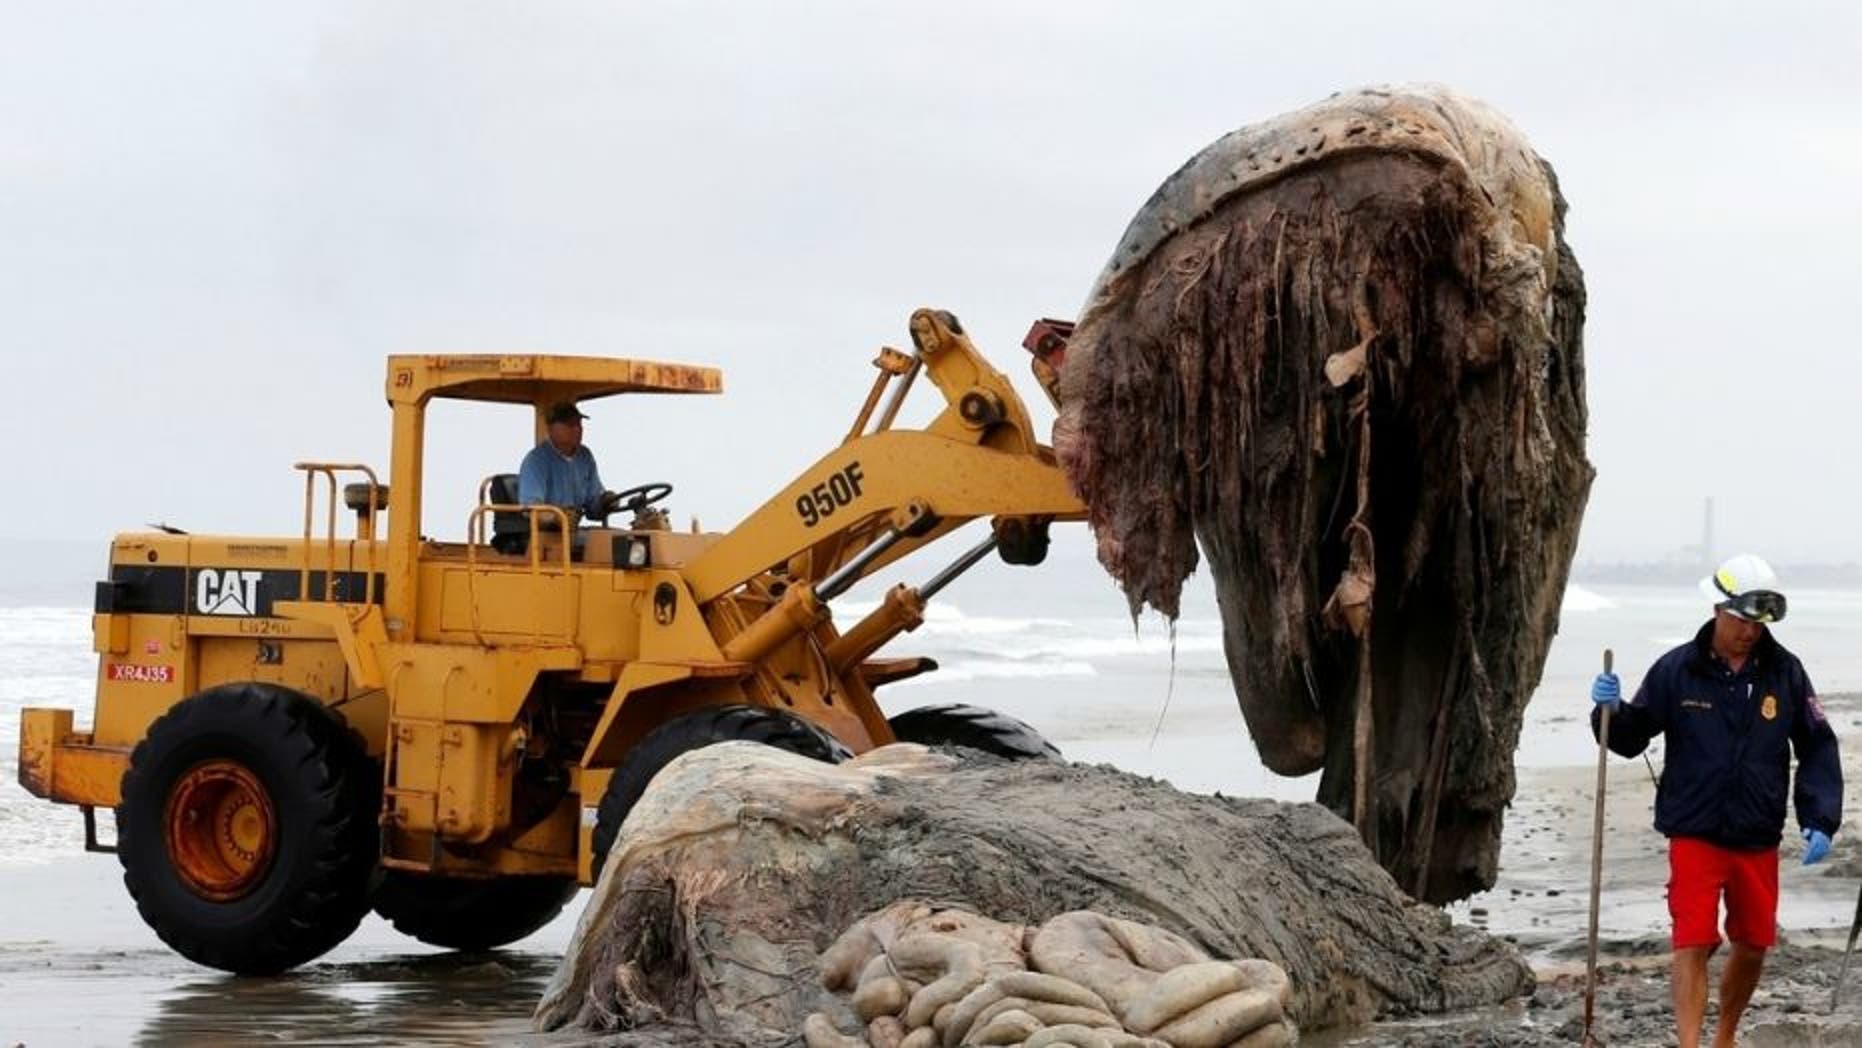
[1054,85,1593,902]
[535,744,1533,1044]
[805,903,1297,1047]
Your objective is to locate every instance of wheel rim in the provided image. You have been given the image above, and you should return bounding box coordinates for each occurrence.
[164,759,277,901]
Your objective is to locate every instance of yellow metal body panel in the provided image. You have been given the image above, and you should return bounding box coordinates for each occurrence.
[387,719,513,845]
[378,643,578,844]
[579,663,701,768]
[380,643,580,724]
[196,638,350,701]
[18,707,68,798]
[384,353,722,408]
[90,614,189,749]
[19,709,128,807]
[276,600,389,689]
[93,612,128,655]
[437,569,581,642]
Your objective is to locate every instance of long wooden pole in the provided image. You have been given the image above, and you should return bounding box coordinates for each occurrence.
[1582,648,1614,1045]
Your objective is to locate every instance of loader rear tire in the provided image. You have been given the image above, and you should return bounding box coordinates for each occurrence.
[886,703,1061,760]
[590,705,853,881]
[116,683,379,975]
[372,872,580,951]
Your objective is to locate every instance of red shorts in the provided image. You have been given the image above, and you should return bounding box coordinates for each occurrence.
[1667,836,1779,950]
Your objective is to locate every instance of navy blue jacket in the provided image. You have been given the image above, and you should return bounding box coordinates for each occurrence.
[1591,622,1842,850]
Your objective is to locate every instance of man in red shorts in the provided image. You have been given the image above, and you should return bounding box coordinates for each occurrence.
[1591,553,1842,1048]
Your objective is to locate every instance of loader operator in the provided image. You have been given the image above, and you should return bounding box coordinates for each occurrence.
[1588,553,1842,1048]
[518,401,622,524]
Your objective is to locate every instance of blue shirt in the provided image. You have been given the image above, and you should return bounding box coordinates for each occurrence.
[517,443,606,518]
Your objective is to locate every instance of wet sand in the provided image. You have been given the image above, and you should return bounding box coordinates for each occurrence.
[7,697,1862,1046]
[1311,749,1862,1046]
[0,856,576,1047]
[1321,689,1862,1046]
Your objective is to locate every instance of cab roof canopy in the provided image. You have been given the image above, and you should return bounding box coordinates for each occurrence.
[386,353,722,407]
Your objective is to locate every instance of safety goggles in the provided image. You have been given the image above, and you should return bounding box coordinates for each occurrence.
[1716,588,1788,624]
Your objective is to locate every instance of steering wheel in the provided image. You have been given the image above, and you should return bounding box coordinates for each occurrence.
[608,482,673,516]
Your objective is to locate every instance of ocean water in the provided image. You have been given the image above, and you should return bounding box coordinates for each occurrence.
[5,532,1861,868]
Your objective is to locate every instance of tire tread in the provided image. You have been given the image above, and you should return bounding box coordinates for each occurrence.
[373,872,579,951]
[117,683,378,974]
[885,702,1061,760]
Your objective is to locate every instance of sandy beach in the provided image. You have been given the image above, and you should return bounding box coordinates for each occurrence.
[11,712,1862,1047]
[0,855,569,1047]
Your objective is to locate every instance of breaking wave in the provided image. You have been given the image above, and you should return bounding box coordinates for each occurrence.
[834,600,1225,662]
[1560,585,1616,613]
[889,659,1099,687]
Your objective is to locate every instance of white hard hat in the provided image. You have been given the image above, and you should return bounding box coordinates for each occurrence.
[1699,553,1787,622]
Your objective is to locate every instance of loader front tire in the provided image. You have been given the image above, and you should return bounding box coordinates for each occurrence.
[590,704,852,881]
[886,703,1061,760]
[372,872,580,951]
[117,683,379,975]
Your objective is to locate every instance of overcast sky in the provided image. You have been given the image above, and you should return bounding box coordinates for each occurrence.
[3,2,1859,566]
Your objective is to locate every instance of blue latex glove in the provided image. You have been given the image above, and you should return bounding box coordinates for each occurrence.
[1590,672,1621,707]
[1804,828,1832,866]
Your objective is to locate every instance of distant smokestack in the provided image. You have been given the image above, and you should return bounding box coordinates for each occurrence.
[1702,496,1715,568]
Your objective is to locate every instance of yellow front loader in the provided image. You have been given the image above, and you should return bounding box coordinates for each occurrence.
[17,309,1085,973]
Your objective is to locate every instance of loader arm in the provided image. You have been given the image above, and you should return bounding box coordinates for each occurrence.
[684,430,1084,603]
[684,308,1084,605]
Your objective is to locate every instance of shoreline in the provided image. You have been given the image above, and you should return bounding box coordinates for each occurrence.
[4,692,1859,1045]
[7,754,1861,1046]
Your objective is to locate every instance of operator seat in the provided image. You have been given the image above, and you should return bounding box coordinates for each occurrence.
[488,474,593,559]
[487,474,530,555]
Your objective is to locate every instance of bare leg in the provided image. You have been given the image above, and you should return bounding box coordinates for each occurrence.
[1674,946,1712,1048]
[1711,944,1766,1048]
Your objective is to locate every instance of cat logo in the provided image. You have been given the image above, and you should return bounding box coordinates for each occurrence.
[1761,694,1778,721]
[195,568,263,616]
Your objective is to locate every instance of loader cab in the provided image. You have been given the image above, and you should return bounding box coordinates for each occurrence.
[378,354,722,644]
[482,473,677,559]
